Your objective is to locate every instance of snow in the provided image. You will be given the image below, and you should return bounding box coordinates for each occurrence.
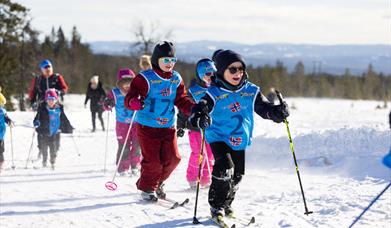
[0,95,390,228]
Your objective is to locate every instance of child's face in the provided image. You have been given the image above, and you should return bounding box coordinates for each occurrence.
[158,57,177,72]
[47,99,57,108]
[120,82,130,92]
[223,61,244,86]
[202,74,212,85]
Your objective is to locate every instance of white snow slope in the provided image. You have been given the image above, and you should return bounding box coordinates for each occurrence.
[0,95,390,228]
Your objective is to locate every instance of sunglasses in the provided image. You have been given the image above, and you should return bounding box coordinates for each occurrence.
[227,66,244,74]
[43,65,51,69]
[161,57,177,64]
[204,72,214,77]
[47,97,57,101]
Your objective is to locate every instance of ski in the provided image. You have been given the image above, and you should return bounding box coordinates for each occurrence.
[159,197,189,209]
[226,215,255,226]
[211,215,236,228]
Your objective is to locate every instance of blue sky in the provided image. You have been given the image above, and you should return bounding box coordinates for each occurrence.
[16,0,390,45]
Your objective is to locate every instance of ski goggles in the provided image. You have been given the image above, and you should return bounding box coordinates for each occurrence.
[46,96,58,101]
[160,57,177,64]
[227,66,244,74]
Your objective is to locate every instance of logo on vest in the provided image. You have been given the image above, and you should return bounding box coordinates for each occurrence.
[170,79,179,84]
[229,102,241,112]
[216,93,228,100]
[160,88,171,97]
[151,80,162,84]
[229,136,242,146]
[156,117,169,125]
[241,92,255,97]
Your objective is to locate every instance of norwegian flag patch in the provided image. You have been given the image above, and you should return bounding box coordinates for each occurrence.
[229,136,242,146]
[229,102,241,112]
[156,117,169,125]
[160,88,171,97]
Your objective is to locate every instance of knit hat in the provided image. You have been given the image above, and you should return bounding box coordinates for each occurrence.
[90,75,99,84]
[214,50,247,90]
[39,59,52,69]
[211,49,224,62]
[117,68,135,86]
[45,89,58,101]
[0,93,6,106]
[151,41,176,68]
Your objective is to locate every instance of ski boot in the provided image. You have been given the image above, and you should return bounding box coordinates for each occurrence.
[141,191,158,201]
[156,182,166,199]
[224,206,235,219]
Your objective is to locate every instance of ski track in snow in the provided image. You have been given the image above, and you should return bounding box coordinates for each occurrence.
[0,95,390,228]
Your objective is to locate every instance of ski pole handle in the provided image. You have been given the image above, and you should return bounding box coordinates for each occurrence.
[275,90,284,105]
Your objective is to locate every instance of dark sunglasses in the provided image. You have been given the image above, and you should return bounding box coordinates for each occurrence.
[227,66,244,74]
[43,65,51,69]
[204,72,214,77]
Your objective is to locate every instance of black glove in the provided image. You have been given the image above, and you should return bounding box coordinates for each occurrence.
[103,98,115,108]
[272,101,290,123]
[177,128,185,137]
[189,101,211,129]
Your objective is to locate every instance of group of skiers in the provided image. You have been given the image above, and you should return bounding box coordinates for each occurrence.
[0,40,390,222]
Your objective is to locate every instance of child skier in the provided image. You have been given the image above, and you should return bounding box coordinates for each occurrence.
[177,58,216,188]
[104,68,141,176]
[124,41,195,201]
[0,86,13,172]
[85,75,106,132]
[189,50,290,220]
[33,89,73,169]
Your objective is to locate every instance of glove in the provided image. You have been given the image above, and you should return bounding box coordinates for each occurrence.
[272,101,290,123]
[31,102,38,111]
[177,128,185,137]
[129,97,144,110]
[189,101,211,129]
[33,120,40,128]
[103,98,115,111]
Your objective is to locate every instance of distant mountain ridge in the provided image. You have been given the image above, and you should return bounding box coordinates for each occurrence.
[89,40,391,75]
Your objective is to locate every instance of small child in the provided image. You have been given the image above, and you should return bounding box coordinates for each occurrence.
[0,86,13,172]
[177,58,216,188]
[33,89,73,169]
[190,50,289,219]
[104,68,141,176]
[124,41,195,201]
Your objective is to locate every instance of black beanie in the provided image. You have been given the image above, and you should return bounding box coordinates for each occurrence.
[214,50,246,76]
[211,49,224,62]
[151,41,176,67]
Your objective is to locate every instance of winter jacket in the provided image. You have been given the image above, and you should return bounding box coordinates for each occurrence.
[84,82,106,112]
[0,107,11,140]
[34,103,73,136]
[28,73,69,104]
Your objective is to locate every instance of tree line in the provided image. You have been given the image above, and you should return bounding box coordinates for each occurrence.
[1,0,389,111]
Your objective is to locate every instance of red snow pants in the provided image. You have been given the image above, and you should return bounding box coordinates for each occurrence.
[136,124,181,192]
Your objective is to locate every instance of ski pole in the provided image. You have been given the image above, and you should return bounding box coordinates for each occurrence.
[25,128,36,169]
[349,182,391,228]
[276,91,313,216]
[9,124,15,169]
[105,111,137,191]
[193,128,206,224]
[104,111,110,173]
[70,134,81,157]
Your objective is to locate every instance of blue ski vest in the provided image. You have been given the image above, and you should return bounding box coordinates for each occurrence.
[47,106,61,136]
[205,82,259,150]
[189,84,208,103]
[112,88,135,123]
[0,107,7,140]
[135,69,182,128]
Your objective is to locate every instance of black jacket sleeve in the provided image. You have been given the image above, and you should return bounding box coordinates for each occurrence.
[177,111,188,129]
[254,91,283,122]
[84,84,91,105]
[60,106,74,134]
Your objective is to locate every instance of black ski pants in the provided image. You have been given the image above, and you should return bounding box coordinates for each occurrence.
[208,141,245,210]
[37,133,60,164]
